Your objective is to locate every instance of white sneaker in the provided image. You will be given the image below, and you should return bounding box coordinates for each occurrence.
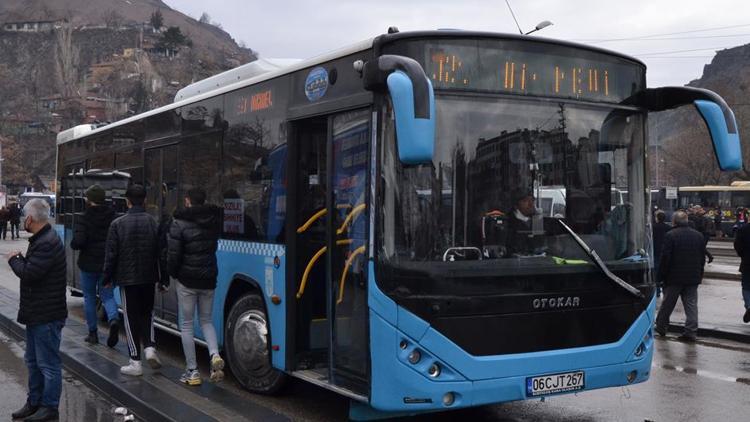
[144,346,162,369]
[120,359,143,376]
[210,354,225,382]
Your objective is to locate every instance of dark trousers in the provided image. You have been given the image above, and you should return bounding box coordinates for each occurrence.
[10,221,20,239]
[119,284,156,361]
[25,319,65,408]
[656,284,699,338]
[0,221,6,239]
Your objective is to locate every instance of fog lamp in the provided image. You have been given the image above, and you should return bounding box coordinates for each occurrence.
[442,392,455,406]
[627,370,638,383]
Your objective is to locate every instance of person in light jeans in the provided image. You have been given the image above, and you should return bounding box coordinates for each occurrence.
[167,188,224,385]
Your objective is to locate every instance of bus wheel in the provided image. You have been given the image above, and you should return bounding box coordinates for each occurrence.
[225,293,287,394]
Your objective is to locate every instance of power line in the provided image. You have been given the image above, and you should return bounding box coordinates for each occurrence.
[604,33,750,41]
[634,45,740,57]
[574,23,750,43]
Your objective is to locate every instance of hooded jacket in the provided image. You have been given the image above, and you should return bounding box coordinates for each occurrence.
[70,205,116,273]
[167,205,221,289]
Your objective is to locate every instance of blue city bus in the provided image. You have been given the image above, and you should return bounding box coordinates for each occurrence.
[55,30,742,419]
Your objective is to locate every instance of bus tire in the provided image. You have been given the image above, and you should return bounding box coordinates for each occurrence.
[225,293,287,394]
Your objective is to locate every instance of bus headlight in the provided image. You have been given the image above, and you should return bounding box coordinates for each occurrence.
[428,363,441,378]
[634,342,646,357]
[408,349,421,364]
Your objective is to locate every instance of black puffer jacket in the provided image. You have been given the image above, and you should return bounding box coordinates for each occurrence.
[167,205,221,289]
[9,224,68,325]
[70,205,116,273]
[102,206,160,287]
[658,224,707,286]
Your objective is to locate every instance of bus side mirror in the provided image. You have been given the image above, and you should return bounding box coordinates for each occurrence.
[693,100,741,171]
[624,86,742,171]
[363,55,435,165]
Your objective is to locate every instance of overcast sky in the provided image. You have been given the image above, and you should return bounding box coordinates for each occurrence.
[163,0,750,87]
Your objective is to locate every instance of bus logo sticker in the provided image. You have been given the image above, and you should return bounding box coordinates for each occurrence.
[305,67,329,102]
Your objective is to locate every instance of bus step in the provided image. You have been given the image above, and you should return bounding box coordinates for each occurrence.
[291,368,368,403]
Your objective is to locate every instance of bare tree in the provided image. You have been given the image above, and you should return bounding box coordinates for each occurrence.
[150,9,164,31]
[103,10,124,28]
[53,22,80,98]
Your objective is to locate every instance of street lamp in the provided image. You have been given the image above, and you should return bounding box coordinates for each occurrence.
[525,20,553,35]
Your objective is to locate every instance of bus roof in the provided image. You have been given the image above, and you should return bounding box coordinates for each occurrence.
[56,30,646,146]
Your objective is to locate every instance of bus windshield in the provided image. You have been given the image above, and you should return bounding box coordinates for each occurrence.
[379,95,648,273]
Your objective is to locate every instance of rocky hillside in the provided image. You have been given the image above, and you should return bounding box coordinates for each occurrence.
[0,0,255,192]
[652,44,750,187]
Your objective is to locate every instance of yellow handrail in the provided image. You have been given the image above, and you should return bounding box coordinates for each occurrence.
[336,203,367,235]
[337,245,367,304]
[296,239,354,299]
[297,208,327,234]
[296,204,353,234]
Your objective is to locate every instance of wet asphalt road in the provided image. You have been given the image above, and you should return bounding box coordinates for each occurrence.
[0,329,119,421]
[1,233,750,421]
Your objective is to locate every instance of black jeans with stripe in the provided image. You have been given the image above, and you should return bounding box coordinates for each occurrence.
[119,283,156,361]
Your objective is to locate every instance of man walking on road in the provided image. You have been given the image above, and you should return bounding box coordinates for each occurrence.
[0,205,9,240]
[655,210,708,342]
[9,202,22,240]
[653,210,671,298]
[7,199,67,421]
[167,188,225,386]
[102,184,163,376]
[733,219,750,323]
[70,185,119,347]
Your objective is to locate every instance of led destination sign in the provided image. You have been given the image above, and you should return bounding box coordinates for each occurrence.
[392,39,645,103]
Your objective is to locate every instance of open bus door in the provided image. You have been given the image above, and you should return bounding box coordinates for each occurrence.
[290,108,371,398]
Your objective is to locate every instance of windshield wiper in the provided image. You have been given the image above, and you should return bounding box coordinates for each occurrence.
[557,220,645,300]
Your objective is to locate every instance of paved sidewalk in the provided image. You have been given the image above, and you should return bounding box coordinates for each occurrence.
[661,277,750,343]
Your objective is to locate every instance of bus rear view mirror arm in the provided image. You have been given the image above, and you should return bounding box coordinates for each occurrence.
[363,55,435,165]
[623,86,742,171]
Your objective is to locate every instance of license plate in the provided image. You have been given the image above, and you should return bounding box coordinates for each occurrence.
[526,371,585,397]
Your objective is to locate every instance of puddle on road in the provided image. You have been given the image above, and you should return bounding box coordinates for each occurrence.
[654,361,750,387]
[0,327,126,421]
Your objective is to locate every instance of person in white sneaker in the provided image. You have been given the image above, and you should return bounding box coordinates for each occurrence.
[102,185,164,375]
[167,188,224,385]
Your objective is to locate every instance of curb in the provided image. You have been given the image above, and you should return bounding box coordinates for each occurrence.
[704,271,741,281]
[0,287,289,422]
[667,323,750,344]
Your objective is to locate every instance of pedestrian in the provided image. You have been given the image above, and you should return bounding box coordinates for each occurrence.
[9,202,22,240]
[70,185,120,347]
[714,207,723,238]
[652,210,671,298]
[167,188,225,385]
[102,184,164,376]
[0,205,9,240]
[654,210,708,342]
[7,199,67,421]
[733,220,750,323]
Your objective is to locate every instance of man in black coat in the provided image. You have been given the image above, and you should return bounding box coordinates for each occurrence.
[655,210,708,342]
[167,188,224,385]
[9,201,21,240]
[70,184,119,346]
[652,210,671,297]
[102,184,163,376]
[7,198,67,421]
[733,221,750,323]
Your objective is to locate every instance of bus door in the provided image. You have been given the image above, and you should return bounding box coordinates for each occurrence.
[63,163,85,290]
[144,144,180,322]
[291,108,370,396]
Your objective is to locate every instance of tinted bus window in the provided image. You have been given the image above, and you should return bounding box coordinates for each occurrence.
[145,110,180,141]
[223,81,288,243]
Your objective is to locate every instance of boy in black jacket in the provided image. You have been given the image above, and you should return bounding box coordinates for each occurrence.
[70,185,119,346]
